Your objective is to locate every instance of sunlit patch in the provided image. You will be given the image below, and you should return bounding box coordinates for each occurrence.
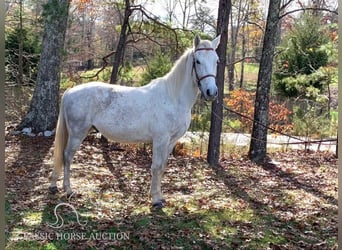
[23,212,42,227]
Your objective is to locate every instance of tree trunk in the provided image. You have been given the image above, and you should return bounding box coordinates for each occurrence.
[239,22,247,88]
[227,36,236,91]
[18,0,70,133]
[336,134,338,158]
[18,0,24,85]
[239,2,249,88]
[248,0,281,162]
[110,0,132,84]
[207,0,231,166]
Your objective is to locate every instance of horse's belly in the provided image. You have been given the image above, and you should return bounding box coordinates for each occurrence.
[94,122,152,143]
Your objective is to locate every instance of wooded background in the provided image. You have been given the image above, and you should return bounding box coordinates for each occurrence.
[5,0,338,164]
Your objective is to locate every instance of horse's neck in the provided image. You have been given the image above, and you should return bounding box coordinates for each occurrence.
[165,50,198,109]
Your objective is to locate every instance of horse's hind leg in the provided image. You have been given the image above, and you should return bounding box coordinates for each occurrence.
[49,171,59,194]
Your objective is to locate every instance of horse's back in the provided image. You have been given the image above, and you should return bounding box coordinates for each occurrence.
[61,82,127,132]
[63,81,131,98]
[62,81,140,109]
[61,81,162,142]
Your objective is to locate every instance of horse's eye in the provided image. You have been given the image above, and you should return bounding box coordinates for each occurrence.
[196,59,201,64]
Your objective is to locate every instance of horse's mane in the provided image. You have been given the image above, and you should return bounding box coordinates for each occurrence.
[163,48,192,99]
[151,40,213,100]
[166,40,214,98]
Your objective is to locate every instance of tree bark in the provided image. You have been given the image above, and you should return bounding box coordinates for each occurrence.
[207,0,231,166]
[227,23,236,91]
[248,0,281,162]
[239,19,247,88]
[110,0,132,84]
[18,0,70,133]
[18,0,24,85]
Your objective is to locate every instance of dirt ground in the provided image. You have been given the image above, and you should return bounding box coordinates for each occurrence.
[5,128,337,249]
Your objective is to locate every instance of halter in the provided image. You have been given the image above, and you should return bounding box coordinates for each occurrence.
[192,47,216,88]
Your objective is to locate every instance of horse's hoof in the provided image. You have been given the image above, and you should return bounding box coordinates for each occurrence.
[66,191,75,199]
[49,186,58,194]
[152,199,166,209]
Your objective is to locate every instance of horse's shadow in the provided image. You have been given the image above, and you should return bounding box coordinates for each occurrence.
[98,138,130,193]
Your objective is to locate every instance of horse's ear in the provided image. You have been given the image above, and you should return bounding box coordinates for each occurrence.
[211,35,221,50]
[194,34,201,48]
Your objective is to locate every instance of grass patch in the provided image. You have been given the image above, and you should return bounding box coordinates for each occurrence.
[23,212,43,226]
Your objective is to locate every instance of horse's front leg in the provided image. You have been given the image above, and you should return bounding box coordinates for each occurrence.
[150,139,171,208]
[151,164,166,208]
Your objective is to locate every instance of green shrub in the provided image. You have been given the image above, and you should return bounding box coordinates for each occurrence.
[5,27,41,84]
[138,51,172,86]
[274,67,330,98]
[119,63,135,85]
[273,13,331,98]
[292,104,333,138]
[223,119,241,132]
[190,108,211,132]
[60,74,76,89]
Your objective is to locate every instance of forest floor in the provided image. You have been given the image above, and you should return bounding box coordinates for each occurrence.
[5,127,337,249]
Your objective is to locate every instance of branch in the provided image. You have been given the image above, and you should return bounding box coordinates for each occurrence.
[226,56,257,66]
[280,7,338,19]
[130,4,180,48]
[246,20,264,32]
[80,51,116,80]
[280,0,295,12]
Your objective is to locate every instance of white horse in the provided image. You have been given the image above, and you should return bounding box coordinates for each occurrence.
[49,34,221,207]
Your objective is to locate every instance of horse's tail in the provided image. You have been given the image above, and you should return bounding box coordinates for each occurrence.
[53,100,68,176]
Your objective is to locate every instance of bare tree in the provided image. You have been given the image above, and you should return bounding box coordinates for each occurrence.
[163,0,178,24]
[178,0,194,29]
[227,0,244,90]
[110,0,132,84]
[191,2,216,33]
[248,0,281,163]
[207,0,231,166]
[18,0,24,85]
[227,0,264,90]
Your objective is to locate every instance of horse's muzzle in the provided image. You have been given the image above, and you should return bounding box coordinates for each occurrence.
[202,87,218,101]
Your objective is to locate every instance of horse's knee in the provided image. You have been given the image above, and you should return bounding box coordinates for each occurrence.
[151,165,163,175]
[151,157,167,172]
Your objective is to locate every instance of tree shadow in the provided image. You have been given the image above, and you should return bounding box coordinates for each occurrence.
[260,161,337,206]
[5,134,54,244]
[210,160,337,248]
[211,163,279,214]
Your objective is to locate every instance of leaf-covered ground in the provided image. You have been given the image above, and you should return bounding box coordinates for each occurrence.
[5,131,337,249]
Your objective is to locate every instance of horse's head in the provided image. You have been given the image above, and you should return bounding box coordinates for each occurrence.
[192,34,221,101]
